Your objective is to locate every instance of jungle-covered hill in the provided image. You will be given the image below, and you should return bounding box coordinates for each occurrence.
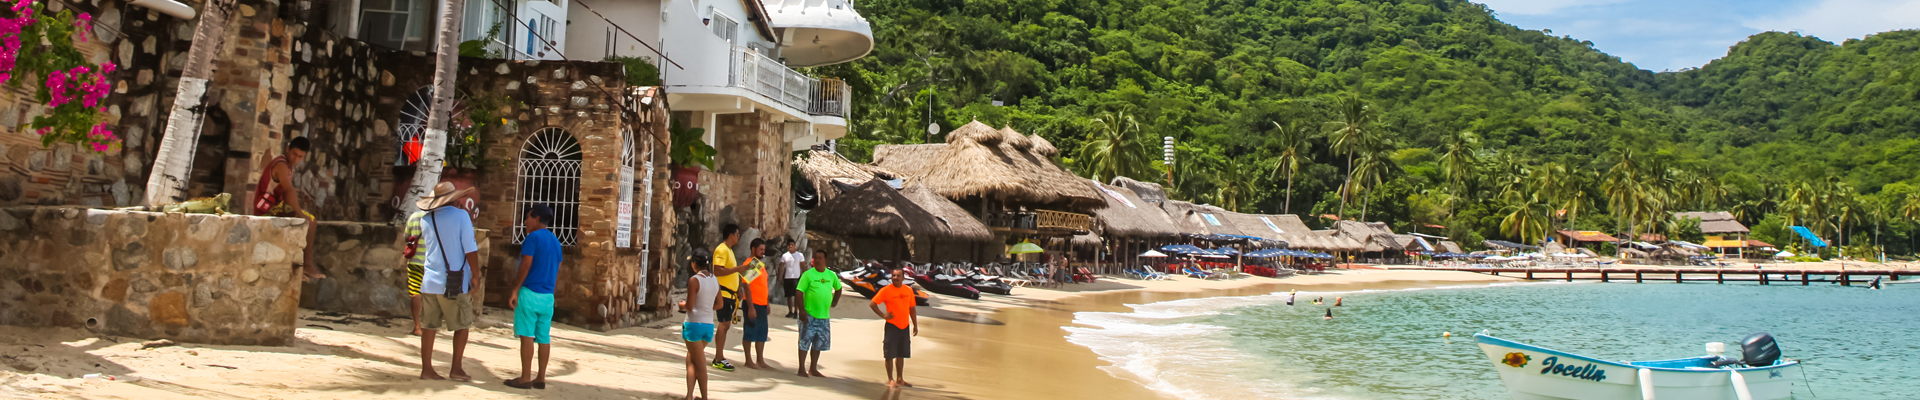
[810,0,1920,255]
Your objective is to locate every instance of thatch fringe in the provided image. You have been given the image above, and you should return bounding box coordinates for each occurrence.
[795,150,902,203]
[875,121,1101,207]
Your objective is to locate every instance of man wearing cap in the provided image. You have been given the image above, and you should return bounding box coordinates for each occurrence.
[414,182,482,382]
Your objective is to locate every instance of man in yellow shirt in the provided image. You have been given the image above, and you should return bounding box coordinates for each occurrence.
[708,224,751,372]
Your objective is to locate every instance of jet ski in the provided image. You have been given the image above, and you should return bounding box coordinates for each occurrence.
[839,260,932,306]
[913,263,982,300]
[956,263,1014,295]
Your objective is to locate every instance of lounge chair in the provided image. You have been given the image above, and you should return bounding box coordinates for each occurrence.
[1183,267,1212,279]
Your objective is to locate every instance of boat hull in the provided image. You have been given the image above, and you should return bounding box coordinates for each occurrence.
[1476,335,1798,400]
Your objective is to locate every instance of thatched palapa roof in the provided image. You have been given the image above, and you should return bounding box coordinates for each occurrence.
[1112,176,1170,205]
[795,150,902,203]
[1674,211,1749,234]
[873,121,1102,207]
[1085,181,1180,238]
[809,178,991,241]
[1335,221,1401,252]
[900,185,995,242]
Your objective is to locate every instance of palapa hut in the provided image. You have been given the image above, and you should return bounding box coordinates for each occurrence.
[873,121,1102,262]
[795,149,903,204]
[809,178,991,261]
[1082,180,1183,270]
[1335,220,1407,262]
[1676,211,1757,257]
[901,185,997,262]
[1113,176,1171,205]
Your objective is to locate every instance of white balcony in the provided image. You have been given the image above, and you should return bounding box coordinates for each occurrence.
[762,0,873,67]
[731,46,851,119]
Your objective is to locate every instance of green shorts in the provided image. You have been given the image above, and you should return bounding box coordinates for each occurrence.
[513,287,555,344]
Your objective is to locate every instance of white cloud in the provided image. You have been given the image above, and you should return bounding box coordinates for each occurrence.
[1475,0,1630,16]
[1744,0,1920,41]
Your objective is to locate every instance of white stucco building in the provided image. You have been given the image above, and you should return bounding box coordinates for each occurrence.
[314,0,568,60]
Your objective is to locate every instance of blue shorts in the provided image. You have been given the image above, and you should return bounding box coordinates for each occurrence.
[743,304,770,342]
[512,288,555,344]
[682,322,715,343]
[799,316,830,352]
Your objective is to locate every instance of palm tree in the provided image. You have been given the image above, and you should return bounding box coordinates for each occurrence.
[1077,111,1152,182]
[1440,130,1477,195]
[1269,120,1315,214]
[144,0,240,205]
[1324,95,1377,218]
[395,0,469,219]
[1500,191,1550,246]
[1349,138,1394,220]
[1604,149,1651,240]
[1211,157,1265,213]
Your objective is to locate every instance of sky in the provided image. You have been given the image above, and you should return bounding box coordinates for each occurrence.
[1474,0,1920,72]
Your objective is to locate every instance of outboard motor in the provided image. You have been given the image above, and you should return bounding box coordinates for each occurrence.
[1741,332,1781,367]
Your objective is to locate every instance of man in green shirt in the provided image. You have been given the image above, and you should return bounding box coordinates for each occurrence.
[793,249,842,378]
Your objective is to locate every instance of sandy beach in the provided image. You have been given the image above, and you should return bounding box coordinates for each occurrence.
[0,270,1516,400]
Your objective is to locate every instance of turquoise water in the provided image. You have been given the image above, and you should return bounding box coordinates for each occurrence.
[1067,282,1920,399]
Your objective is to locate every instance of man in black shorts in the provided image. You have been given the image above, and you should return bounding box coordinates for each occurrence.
[780,241,805,318]
[868,265,919,387]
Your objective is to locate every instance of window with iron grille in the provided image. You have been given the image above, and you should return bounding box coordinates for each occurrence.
[516,128,583,246]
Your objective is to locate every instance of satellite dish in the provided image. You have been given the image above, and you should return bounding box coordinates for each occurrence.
[926,123,940,135]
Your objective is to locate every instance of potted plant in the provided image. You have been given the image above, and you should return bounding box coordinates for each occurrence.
[669,119,715,208]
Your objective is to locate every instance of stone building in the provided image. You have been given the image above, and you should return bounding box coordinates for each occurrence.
[0,0,682,343]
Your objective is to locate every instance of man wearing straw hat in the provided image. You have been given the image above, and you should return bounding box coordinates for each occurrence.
[414,182,482,382]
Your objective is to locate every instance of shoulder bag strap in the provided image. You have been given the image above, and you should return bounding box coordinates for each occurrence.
[429,209,466,296]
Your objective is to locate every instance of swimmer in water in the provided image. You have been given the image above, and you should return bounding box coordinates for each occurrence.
[1335,297,1343,306]
[1323,308,1333,320]
[1287,293,1295,306]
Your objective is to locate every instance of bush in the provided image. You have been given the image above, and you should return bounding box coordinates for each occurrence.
[608,56,663,87]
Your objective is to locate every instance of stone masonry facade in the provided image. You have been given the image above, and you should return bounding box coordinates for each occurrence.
[0,207,307,345]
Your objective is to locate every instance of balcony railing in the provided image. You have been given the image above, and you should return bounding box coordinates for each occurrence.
[728,46,850,118]
[985,210,1092,233]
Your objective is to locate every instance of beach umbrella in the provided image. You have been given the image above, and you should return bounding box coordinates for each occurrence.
[1140,250,1169,258]
[1774,251,1795,258]
[1008,241,1044,254]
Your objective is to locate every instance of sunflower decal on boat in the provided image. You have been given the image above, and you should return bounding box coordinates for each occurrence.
[1502,352,1531,368]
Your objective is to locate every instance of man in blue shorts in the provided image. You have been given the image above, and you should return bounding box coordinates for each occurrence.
[794,249,842,377]
[506,205,562,389]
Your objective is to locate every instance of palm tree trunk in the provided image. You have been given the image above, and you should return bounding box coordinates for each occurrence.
[1339,153,1353,218]
[142,0,236,206]
[395,0,465,220]
[1283,175,1294,214]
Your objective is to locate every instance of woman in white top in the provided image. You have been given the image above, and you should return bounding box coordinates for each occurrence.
[680,256,721,400]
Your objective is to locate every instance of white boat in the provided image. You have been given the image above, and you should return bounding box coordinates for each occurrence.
[1476,333,1800,400]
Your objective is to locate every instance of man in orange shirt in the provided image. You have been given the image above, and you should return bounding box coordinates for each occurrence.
[869,264,920,388]
[739,238,772,370]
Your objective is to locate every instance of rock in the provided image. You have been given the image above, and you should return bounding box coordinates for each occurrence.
[241,268,260,283]
[102,279,129,302]
[258,286,282,304]
[105,305,142,333]
[118,215,147,237]
[335,239,361,252]
[163,247,198,270]
[112,242,147,271]
[495,63,511,75]
[252,242,286,264]
[226,223,252,244]
[0,176,20,202]
[86,210,110,226]
[139,339,176,350]
[150,292,189,327]
[0,209,20,231]
[131,277,157,293]
[187,215,220,241]
[192,283,213,306]
[571,80,587,90]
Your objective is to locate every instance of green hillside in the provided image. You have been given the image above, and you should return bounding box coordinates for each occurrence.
[811,0,1920,257]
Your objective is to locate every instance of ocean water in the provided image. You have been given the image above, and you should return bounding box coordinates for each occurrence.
[1066,282,1920,399]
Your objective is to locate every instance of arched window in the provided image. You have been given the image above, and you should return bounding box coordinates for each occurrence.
[516,127,582,246]
[396,86,432,166]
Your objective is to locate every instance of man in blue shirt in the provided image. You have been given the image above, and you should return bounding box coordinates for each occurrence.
[414,183,480,382]
[507,204,563,389]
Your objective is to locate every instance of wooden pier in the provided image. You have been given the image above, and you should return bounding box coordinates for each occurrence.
[1404,267,1920,286]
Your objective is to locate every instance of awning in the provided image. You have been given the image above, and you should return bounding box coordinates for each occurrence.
[1703,239,1746,248]
[1789,226,1829,247]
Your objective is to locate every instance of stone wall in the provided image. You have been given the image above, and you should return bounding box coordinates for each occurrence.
[298,222,492,317]
[705,111,792,246]
[0,207,306,345]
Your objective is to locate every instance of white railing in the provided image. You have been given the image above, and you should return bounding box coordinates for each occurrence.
[728,46,850,118]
